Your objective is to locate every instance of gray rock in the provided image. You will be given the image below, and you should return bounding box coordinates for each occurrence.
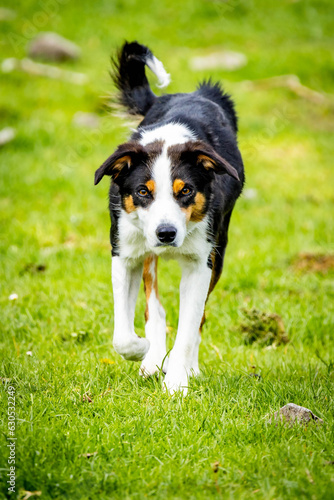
[2,57,87,85]
[190,50,247,72]
[0,127,15,146]
[268,403,323,426]
[73,112,100,129]
[28,32,81,62]
[243,188,258,200]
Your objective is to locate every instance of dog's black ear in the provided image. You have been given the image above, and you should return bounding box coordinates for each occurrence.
[182,141,240,181]
[94,142,147,185]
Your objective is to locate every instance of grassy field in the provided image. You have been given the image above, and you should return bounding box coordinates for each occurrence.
[1,0,334,498]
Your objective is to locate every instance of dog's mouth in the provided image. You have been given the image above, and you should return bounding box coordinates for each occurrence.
[155,242,177,248]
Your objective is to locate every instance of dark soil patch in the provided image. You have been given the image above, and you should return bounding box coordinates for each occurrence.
[239,308,289,347]
[292,252,334,274]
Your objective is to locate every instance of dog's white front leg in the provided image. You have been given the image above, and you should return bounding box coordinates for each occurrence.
[112,256,150,361]
[140,256,167,377]
[164,258,211,395]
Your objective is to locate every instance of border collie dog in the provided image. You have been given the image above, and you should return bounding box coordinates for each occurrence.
[95,41,244,395]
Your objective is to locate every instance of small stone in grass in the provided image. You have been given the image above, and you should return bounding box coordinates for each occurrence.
[9,293,18,300]
[268,403,323,426]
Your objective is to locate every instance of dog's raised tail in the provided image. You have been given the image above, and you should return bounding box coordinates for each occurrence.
[112,41,170,116]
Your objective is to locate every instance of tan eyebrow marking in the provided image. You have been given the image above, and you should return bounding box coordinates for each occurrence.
[145,179,156,194]
[173,179,185,195]
[123,195,136,213]
[182,192,206,222]
[191,192,206,221]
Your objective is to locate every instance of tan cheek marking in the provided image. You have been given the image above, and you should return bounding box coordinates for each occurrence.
[190,192,206,222]
[173,179,185,195]
[123,195,136,213]
[181,193,206,222]
[146,179,156,194]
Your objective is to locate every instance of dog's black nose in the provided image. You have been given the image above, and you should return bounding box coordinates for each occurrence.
[156,224,177,244]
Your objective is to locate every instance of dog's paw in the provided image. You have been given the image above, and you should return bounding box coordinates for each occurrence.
[189,365,200,378]
[139,350,168,377]
[113,336,150,361]
[163,366,189,396]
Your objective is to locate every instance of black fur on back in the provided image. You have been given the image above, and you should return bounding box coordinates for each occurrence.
[196,79,238,132]
[111,41,156,116]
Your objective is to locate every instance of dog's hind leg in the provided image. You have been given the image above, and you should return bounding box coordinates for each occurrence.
[112,256,150,361]
[140,255,167,377]
[187,214,231,375]
[187,312,206,378]
[188,248,224,374]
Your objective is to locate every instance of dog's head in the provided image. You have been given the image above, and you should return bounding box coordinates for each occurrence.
[95,140,239,251]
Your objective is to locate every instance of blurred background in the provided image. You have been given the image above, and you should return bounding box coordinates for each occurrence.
[1,0,334,362]
[1,0,333,349]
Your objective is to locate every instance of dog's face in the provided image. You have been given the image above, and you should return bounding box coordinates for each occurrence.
[95,140,239,251]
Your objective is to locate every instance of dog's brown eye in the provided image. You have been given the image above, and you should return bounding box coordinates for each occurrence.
[181,187,192,196]
[138,187,149,197]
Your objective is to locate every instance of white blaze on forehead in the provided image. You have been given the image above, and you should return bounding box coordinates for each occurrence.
[139,122,195,147]
[151,148,172,199]
[139,123,196,201]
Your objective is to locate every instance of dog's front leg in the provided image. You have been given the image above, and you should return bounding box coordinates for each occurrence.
[112,256,150,361]
[140,255,167,377]
[164,258,212,395]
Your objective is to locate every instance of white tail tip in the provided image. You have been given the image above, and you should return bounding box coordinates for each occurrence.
[146,55,171,89]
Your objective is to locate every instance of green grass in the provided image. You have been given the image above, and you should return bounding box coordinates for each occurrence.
[1,0,334,498]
